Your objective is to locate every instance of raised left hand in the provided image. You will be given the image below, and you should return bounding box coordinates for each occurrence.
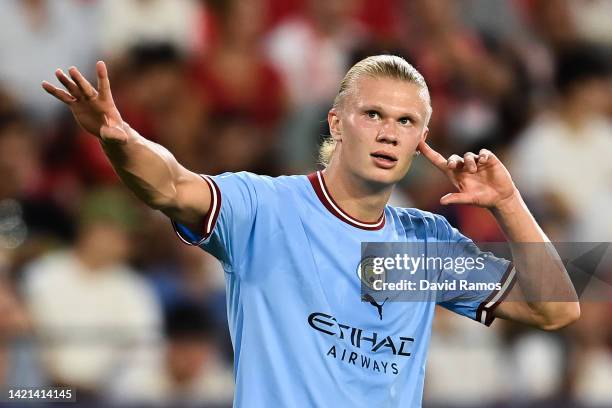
[418,141,518,208]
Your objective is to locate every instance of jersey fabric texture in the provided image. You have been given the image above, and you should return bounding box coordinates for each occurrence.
[172,171,516,408]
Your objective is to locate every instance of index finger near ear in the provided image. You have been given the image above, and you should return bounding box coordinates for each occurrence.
[96,61,112,98]
[418,141,448,170]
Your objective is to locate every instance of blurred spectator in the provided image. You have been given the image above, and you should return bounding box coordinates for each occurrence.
[405,0,516,150]
[525,0,612,50]
[525,0,580,52]
[265,0,365,171]
[0,276,42,388]
[568,303,612,405]
[117,43,207,173]
[265,0,364,108]
[425,308,511,406]
[21,188,162,398]
[353,0,402,44]
[204,114,285,175]
[0,110,71,391]
[510,330,567,402]
[192,0,285,128]
[128,209,232,361]
[100,0,202,59]
[189,0,287,174]
[509,44,612,241]
[110,301,233,407]
[148,238,227,327]
[0,0,99,124]
[0,111,75,244]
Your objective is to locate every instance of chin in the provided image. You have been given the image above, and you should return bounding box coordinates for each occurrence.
[362,167,403,187]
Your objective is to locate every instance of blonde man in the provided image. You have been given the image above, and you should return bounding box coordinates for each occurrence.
[43,55,579,407]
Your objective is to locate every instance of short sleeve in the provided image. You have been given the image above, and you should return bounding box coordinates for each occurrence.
[433,215,517,326]
[171,172,262,272]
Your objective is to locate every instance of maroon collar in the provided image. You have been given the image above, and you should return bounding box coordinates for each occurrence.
[307,171,385,231]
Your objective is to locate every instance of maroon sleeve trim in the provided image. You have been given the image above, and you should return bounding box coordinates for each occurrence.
[476,263,517,326]
[171,175,222,246]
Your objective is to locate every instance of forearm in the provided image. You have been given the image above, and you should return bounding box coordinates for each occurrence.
[491,190,579,326]
[99,123,185,210]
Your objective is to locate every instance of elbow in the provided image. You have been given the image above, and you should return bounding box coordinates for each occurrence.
[539,303,581,331]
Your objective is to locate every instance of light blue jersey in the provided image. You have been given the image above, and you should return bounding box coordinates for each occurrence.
[172,171,516,407]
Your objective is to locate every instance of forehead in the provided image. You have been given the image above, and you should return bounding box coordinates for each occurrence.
[348,76,429,117]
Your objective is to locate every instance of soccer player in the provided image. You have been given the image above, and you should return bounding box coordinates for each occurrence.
[42,55,579,407]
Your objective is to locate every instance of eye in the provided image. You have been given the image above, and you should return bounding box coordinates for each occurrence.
[366,110,380,120]
[398,117,411,126]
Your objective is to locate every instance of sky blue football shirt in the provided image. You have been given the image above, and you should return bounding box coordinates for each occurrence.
[172,171,516,407]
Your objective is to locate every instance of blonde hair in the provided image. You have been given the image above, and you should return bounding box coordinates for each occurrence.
[319,55,432,167]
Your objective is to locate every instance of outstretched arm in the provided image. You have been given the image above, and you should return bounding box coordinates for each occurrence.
[42,62,210,228]
[418,141,580,330]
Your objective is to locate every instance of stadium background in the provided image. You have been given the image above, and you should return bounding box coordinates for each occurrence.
[0,0,611,406]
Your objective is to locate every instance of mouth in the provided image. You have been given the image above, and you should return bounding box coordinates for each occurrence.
[370,151,398,169]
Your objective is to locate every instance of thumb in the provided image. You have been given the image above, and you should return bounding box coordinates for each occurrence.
[440,192,473,206]
[100,124,128,144]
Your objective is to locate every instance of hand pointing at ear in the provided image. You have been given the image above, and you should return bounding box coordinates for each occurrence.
[41,61,129,144]
[417,140,518,209]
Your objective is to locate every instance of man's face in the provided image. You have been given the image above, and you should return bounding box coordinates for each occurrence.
[329,76,430,186]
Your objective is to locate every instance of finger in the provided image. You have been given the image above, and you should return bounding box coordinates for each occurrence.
[418,141,447,170]
[55,69,82,99]
[68,66,98,100]
[41,81,76,104]
[440,192,473,205]
[447,154,464,170]
[100,124,128,144]
[463,152,478,173]
[478,148,498,165]
[96,61,112,99]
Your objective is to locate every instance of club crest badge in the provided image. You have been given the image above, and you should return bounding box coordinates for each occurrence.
[357,256,385,290]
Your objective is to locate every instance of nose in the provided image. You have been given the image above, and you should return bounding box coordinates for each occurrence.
[376,121,398,146]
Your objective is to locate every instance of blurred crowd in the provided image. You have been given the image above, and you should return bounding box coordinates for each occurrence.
[0,0,611,407]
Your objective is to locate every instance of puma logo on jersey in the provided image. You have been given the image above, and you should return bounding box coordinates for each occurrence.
[363,294,389,320]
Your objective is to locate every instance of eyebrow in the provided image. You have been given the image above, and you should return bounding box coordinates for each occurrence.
[361,104,422,121]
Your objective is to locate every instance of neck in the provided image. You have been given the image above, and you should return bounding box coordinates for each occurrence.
[322,164,392,223]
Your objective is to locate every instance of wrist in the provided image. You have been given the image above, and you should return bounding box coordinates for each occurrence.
[491,189,523,217]
[119,121,135,141]
[99,120,135,148]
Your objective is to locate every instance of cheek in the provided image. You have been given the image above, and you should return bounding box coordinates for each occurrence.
[405,127,423,146]
[398,130,421,161]
[344,116,377,147]
[345,112,377,133]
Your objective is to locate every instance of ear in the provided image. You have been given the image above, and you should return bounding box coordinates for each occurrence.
[417,127,429,153]
[328,109,342,141]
